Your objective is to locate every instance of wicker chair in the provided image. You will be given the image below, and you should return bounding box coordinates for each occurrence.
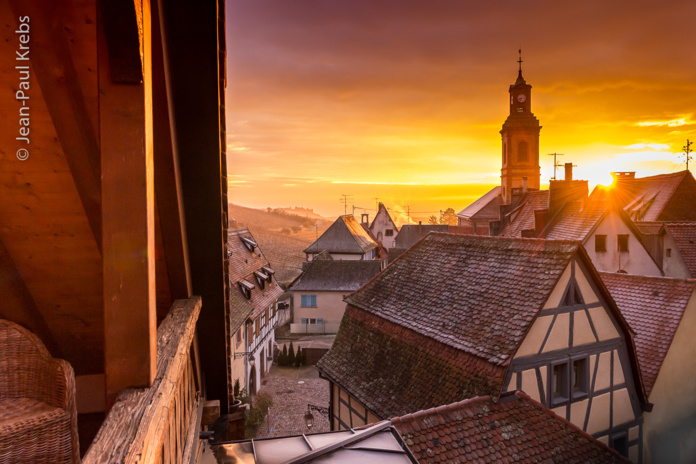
[0,319,80,463]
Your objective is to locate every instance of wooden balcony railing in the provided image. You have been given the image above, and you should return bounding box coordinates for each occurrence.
[84,297,203,464]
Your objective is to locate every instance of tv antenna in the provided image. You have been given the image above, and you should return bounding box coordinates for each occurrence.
[548,153,565,180]
[339,194,353,216]
[683,139,693,171]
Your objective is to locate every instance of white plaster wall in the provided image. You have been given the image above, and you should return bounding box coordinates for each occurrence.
[643,290,696,463]
[369,210,398,248]
[662,233,692,278]
[293,291,348,326]
[230,326,247,396]
[584,212,661,276]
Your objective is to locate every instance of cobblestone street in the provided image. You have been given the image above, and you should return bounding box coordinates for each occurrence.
[253,365,330,439]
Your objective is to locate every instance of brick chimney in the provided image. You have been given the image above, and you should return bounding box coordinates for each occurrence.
[361,213,370,227]
[549,164,588,214]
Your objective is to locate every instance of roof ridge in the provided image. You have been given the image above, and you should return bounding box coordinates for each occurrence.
[600,271,696,284]
[390,395,495,428]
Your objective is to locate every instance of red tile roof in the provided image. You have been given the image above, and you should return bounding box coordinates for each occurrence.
[497,190,549,237]
[290,260,382,292]
[391,392,630,464]
[665,222,696,277]
[304,215,377,255]
[600,272,696,397]
[316,306,507,419]
[345,233,579,365]
[228,229,284,323]
[541,199,608,242]
[599,171,694,222]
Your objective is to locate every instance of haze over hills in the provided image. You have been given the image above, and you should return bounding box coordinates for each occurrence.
[228,203,333,284]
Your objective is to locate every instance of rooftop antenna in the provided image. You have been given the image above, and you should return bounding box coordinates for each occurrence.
[683,139,693,171]
[373,197,380,211]
[339,194,353,216]
[548,153,565,180]
[518,48,523,72]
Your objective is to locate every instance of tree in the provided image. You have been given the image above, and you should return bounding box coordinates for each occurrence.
[427,215,439,225]
[280,344,288,366]
[439,208,458,226]
[294,347,303,367]
[288,341,296,366]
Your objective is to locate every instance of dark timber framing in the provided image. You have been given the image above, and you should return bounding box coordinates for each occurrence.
[158,0,230,411]
[507,257,645,459]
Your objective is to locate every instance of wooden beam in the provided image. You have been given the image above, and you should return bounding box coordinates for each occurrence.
[0,238,62,357]
[151,0,192,301]
[99,0,157,408]
[99,0,143,83]
[158,0,230,411]
[8,0,102,252]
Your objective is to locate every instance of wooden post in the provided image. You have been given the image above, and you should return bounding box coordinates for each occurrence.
[99,0,157,408]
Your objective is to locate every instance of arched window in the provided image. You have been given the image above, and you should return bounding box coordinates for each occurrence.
[518,141,528,162]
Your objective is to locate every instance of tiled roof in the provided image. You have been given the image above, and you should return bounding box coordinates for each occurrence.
[600,272,696,397]
[497,190,549,238]
[665,222,696,277]
[391,392,630,464]
[394,224,450,249]
[541,199,608,241]
[228,229,284,322]
[316,306,507,419]
[346,233,578,365]
[634,221,664,236]
[290,260,382,292]
[456,186,501,220]
[600,171,692,222]
[387,247,408,262]
[304,215,377,255]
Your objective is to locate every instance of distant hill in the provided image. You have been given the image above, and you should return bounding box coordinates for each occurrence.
[273,206,326,220]
[228,203,333,284]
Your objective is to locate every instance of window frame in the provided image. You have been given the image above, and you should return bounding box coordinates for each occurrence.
[301,294,317,308]
[385,229,394,237]
[609,432,629,458]
[550,360,570,407]
[617,234,629,252]
[595,234,607,252]
[571,356,589,400]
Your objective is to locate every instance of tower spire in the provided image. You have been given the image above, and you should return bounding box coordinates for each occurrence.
[516,48,526,84]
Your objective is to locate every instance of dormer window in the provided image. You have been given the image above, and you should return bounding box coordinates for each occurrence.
[262,266,275,282]
[238,279,255,299]
[240,236,257,252]
[254,270,269,289]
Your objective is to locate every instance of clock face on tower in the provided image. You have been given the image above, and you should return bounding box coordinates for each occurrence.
[517,94,527,103]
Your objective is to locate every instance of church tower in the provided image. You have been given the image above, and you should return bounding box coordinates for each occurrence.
[500,51,541,204]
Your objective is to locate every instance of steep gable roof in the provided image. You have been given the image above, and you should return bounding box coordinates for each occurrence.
[599,171,696,222]
[228,229,283,322]
[541,199,609,241]
[497,190,549,237]
[304,215,377,255]
[392,392,630,464]
[456,186,501,221]
[601,272,696,397]
[665,222,696,277]
[290,260,382,292]
[369,202,399,232]
[346,233,578,365]
[316,306,507,419]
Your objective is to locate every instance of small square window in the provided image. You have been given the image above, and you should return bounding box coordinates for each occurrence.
[301,318,308,324]
[666,248,672,258]
[609,433,629,458]
[595,235,607,252]
[301,295,317,307]
[317,318,324,324]
[550,361,569,406]
[385,229,394,237]
[618,235,629,252]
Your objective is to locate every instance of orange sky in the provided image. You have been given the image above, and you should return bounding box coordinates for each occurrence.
[225,0,696,218]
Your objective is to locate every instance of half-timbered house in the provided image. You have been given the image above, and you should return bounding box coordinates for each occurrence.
[228,229,283,396]
[369,202,400,248]
[602,272,696,463]
[317,234,649,462]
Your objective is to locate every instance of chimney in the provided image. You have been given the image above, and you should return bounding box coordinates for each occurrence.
[565,163,573,181]
[549,164,589,214]
[361,213,370,226]
[534,210,548,235]
[611,171,636,181]
[522,176,528,194]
